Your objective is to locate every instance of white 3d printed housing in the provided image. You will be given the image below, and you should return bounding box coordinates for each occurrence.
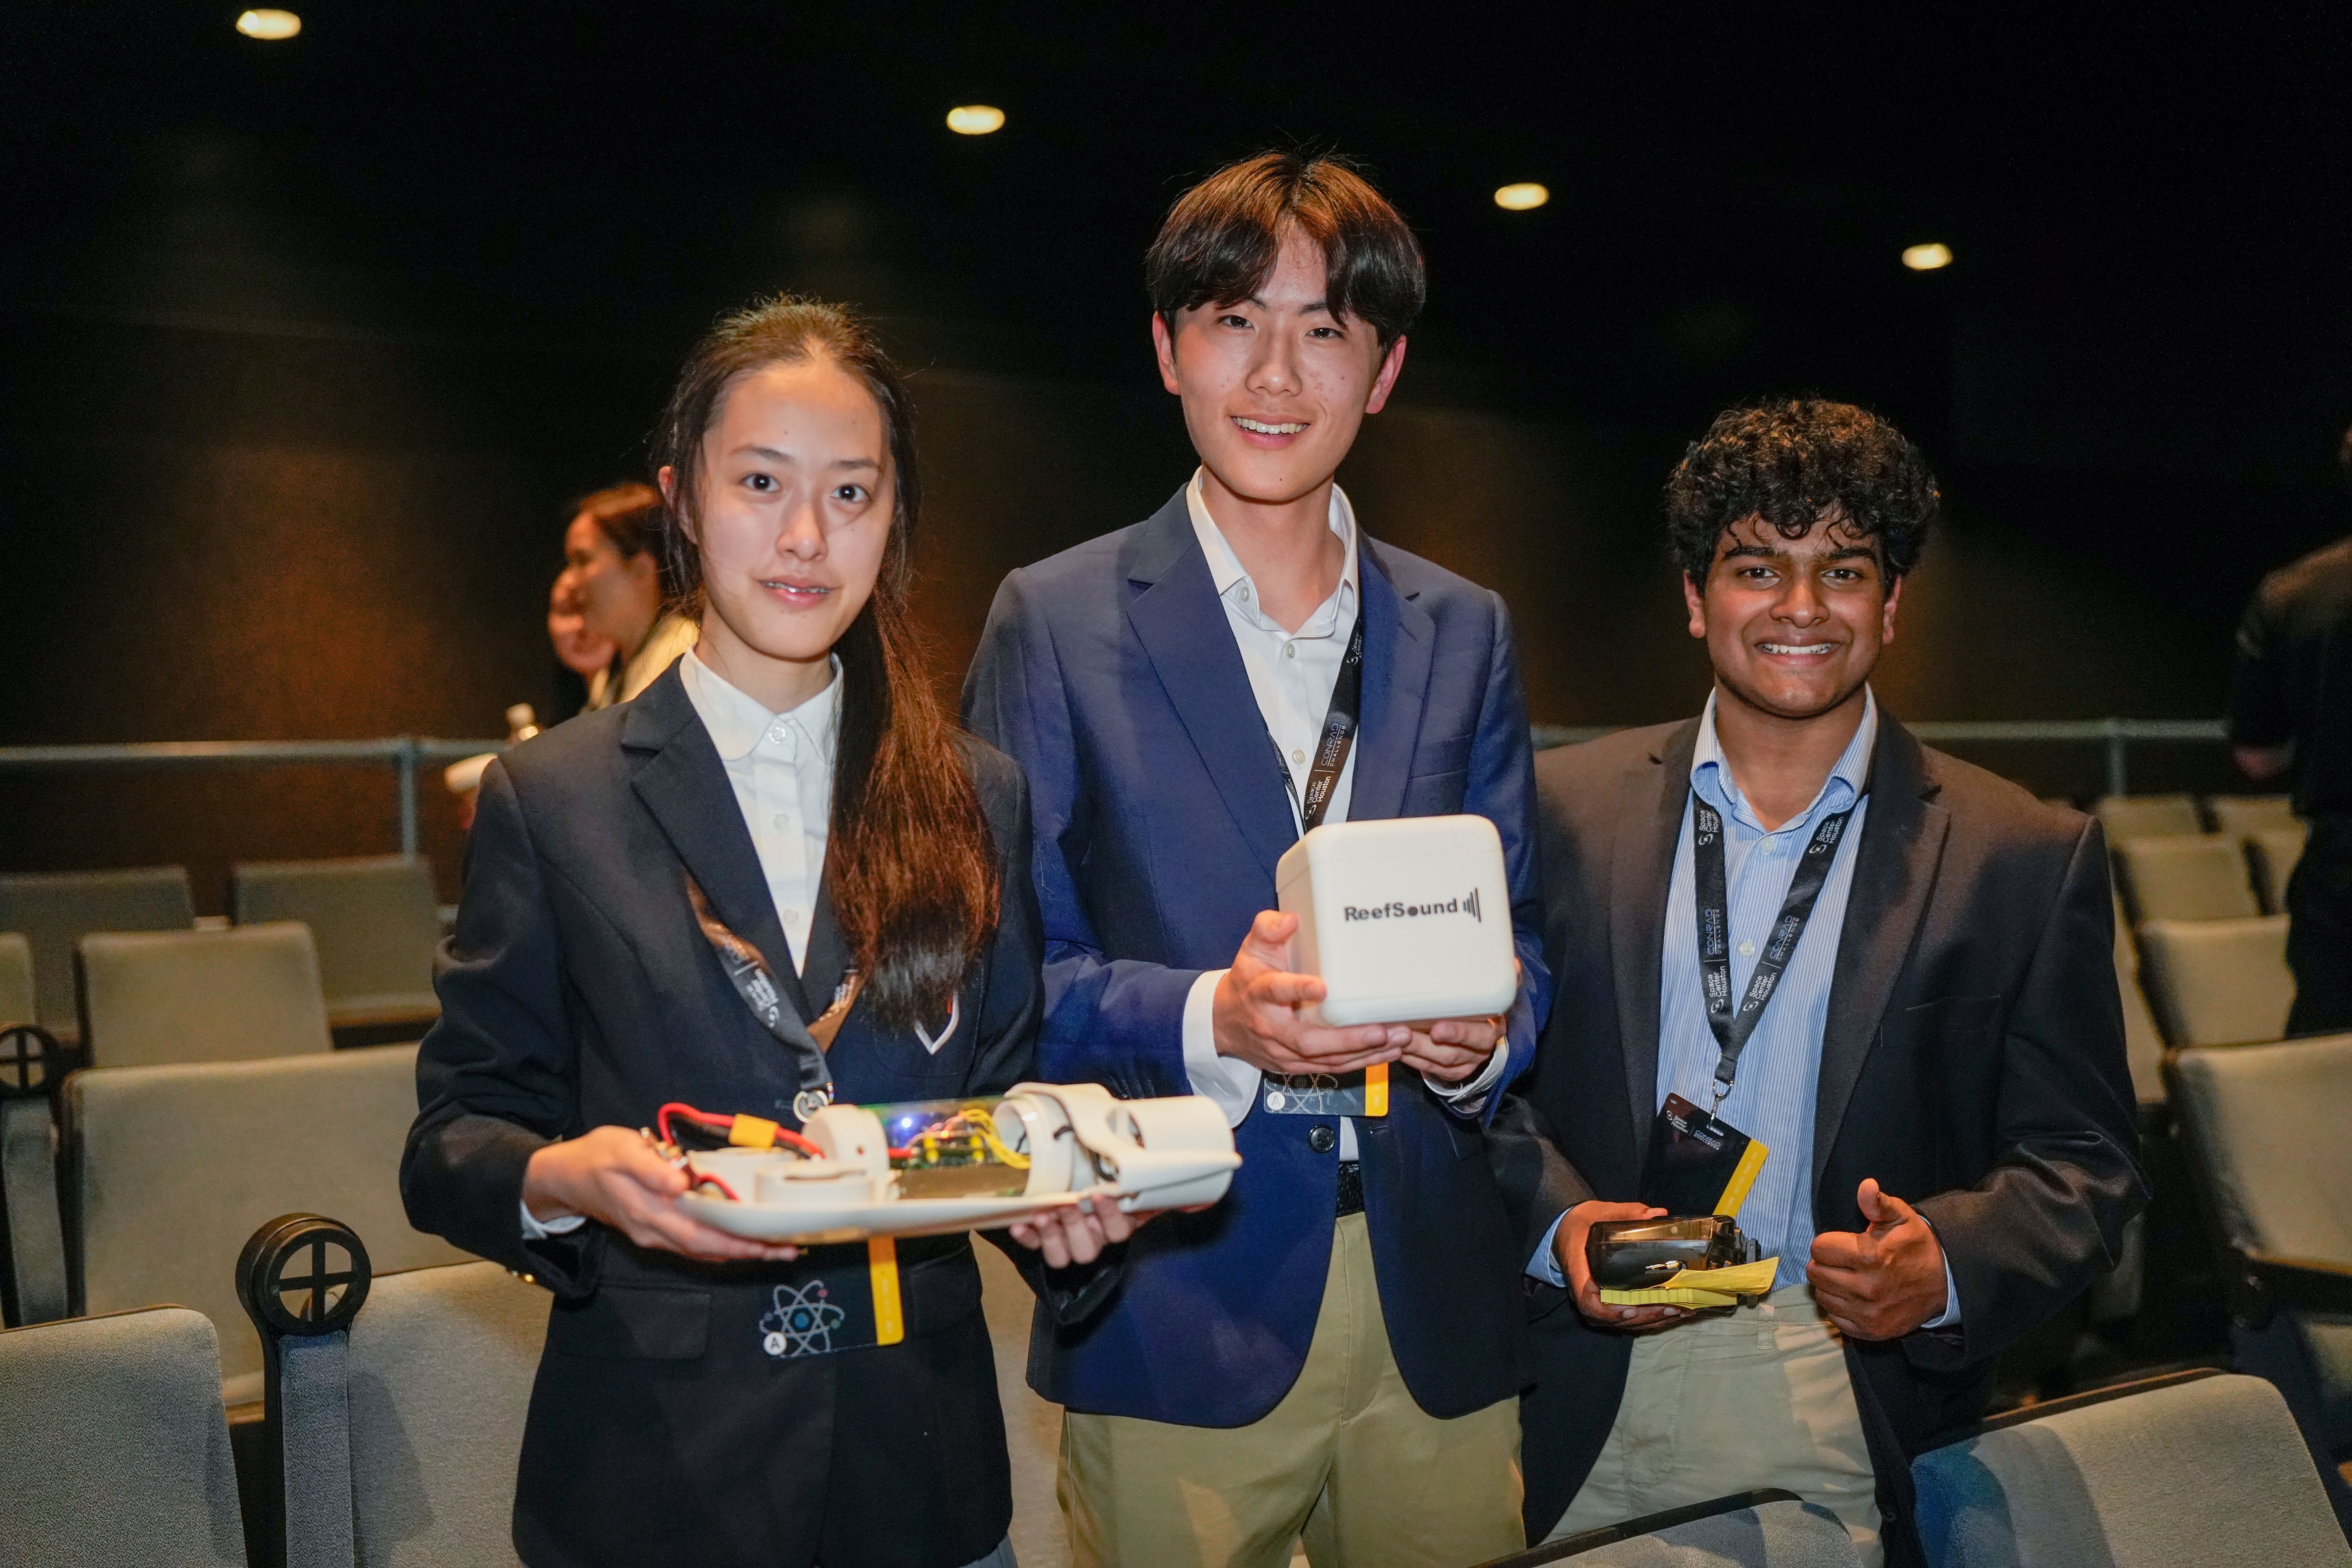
[1275,815,1518,1026]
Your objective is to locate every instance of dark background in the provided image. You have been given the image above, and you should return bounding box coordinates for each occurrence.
[4,3,2349,904]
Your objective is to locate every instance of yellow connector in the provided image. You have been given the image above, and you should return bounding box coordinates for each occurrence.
[728,1114,782,1149]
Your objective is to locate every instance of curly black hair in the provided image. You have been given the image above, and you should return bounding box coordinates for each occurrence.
[1664,398,1940,584]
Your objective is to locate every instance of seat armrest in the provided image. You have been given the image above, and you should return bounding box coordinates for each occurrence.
[2241,1251,2352,1322]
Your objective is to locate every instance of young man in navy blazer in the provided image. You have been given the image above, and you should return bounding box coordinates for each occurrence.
[963,152,1551,1567]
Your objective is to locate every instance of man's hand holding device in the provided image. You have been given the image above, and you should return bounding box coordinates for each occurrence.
[1557,1201,1685,1329]
[1213,909,1411,1076]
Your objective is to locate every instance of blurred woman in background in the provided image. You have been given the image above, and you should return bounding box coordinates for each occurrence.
[558,481,700,709]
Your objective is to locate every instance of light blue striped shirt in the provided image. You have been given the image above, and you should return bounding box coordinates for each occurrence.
[1657,689,1874,1289]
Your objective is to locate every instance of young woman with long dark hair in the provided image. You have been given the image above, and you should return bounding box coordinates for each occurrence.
[403,298,1128,1568]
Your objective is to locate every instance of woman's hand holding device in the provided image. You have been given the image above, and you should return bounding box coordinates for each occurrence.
[523,1126,802,1264]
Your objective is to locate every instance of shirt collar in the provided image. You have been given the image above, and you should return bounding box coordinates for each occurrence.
[1185,468,1359,632]
[1691,685,1877,833]
[679,647,842,766]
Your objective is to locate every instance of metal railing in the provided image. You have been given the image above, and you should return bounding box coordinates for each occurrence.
[0,718,2239,856]
[0,738,504,857]
[1530,717,2232,796]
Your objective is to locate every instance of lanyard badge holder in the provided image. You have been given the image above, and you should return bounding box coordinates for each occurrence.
[1262,617,1387,1118]
[1591,793,1856,1310]
[684,873,902,1347]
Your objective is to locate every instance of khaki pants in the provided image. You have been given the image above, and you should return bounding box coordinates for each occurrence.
[1547,1284,1882,1568]
[1061,1212,1523,1568]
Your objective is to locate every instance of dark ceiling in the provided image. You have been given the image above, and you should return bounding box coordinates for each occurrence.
[6,3,2351,465]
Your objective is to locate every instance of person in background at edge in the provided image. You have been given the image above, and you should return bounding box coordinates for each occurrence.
[2230,421,2352,1035]
[1489,399,2145,1567]
[403,298,1140,1568]
[548,568,618,721]
[559,481,700,709]
[963,151,1550,1568]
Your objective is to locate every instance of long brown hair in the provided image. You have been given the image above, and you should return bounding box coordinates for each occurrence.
[648,297,999,1027]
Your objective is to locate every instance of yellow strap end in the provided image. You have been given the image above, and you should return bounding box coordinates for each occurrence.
[868,1236,904,1345]
[728,1114,782,1149]
[1716,1136,1770,1218]
[1365,1062,1389,1117]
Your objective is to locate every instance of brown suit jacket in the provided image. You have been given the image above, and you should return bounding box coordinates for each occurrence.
[1490,713,2147,1564]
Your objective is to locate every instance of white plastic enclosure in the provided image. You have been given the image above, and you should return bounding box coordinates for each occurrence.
[1275,815,1517,1026]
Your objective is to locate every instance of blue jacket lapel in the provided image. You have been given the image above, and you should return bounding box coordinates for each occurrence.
[1347,541,1434,824]
[1122,491,1296,880]
[621,665,814,1021]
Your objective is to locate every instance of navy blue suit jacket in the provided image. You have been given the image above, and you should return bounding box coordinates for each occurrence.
[961,487,1551,1426]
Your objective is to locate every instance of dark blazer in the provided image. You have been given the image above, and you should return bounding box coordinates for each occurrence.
[1493,715,2146,1563]
[961,486,1552,1427]
[402,664,1051,1568]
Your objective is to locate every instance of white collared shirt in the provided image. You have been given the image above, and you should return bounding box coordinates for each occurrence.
[677,648,841,976]
[1175,470,1508,1154]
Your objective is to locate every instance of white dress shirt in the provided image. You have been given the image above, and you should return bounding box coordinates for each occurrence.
[1174,471,1510,1161]
[522,646,841,1242]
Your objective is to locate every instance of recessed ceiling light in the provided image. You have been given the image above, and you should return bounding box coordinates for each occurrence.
[235,9,301,39]
[946,105,1006,136]
[1493,183,1550,212]
[1902,242,1953,271]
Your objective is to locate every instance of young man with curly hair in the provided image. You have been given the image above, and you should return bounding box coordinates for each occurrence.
[1490,399,2145,1567]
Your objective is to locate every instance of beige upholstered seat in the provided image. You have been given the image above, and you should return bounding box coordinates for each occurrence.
[2112,896,2165,1103]
[231,856,441,1031]
[2092,792,2203,842]
[2208,794,2299,839]
[0,866,194,1033]
[2112,834,2260,922]
[2167,1037,2352,1508]
[67,1044,468,1398]
[2135,915,2293,1047]
[264,1254,544,1568]
[0,932,32,1026]
[0,1306,248,1567]
[2249,824,2309,916]
[77,922,333,1067]
[1910,1371,2352,1568]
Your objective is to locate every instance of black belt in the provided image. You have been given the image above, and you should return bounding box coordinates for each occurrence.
[1335,1160,1364,1217]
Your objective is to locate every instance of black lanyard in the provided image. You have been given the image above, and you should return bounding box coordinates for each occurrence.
[1692,792,1856,1104]
[685,873,836,1122]
[1271,614,1366,834]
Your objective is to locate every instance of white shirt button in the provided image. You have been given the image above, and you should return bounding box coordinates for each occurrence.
[1284,642,1296,658]
[1738,940,1755,957]
[785,910,803,927]
[1292,749,1306,764]
[1238,584,1251,602]
[772,813,791,830]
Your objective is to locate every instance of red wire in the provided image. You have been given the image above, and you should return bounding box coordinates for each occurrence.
[657,1100,827,1159]
[690,1172,741,1201]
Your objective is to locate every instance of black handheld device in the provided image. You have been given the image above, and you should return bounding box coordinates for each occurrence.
[1585,1215,1759,1292]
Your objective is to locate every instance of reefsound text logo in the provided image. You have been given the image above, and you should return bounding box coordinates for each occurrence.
[1342,888,1483,924]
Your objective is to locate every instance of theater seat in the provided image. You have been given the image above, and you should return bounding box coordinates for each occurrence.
[2134,915,2292,1047]
[2112,895,2165,1103]
[77,922,333,1067]
[0,866,194,1035]
[1470,1491,1862,1566]
[2092,793,2203,842]
[1910,1369,2351,1567]
[0,932,31,1025]
[2208,794,2299,839]
[237,1215,541,1568]
[2166,1036,2352,1531]
[2112,835,2261,923]
[0,1044,468,1398]
[0,1305,248,1567]
[2249,825,2308,917]
[231,856,441,1032]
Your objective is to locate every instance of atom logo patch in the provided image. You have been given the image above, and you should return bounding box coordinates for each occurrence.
[760,1280,846,1358]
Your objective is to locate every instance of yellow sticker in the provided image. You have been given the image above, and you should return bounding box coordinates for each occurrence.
[1715,1136,1771,1219]
[1364,1062,1389,1117]
[867,1236,904,1345]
